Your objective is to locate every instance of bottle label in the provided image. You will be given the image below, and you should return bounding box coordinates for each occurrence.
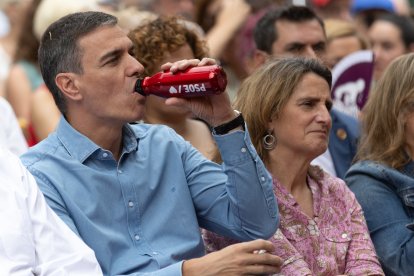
[169,83,207,95]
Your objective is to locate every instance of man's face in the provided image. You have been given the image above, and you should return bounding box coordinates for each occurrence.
[271,19,327,60]
[73,25,145,125]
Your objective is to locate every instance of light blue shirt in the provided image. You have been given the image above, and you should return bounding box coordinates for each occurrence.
[21,117,278,276]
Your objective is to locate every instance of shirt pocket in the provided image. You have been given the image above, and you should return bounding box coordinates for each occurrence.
[320,224,352,264]
[401,189,414,230]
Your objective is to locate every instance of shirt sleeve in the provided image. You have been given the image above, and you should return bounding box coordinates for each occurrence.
[183,126,278,241]
[24,162,103,275]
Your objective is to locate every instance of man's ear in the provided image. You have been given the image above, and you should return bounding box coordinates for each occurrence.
[55,72,82,101]
[253,49,269,70]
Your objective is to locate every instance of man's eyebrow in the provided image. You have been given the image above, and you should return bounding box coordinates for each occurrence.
[285,42,304,49]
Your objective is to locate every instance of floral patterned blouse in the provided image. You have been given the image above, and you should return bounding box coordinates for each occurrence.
[203,172,384,275]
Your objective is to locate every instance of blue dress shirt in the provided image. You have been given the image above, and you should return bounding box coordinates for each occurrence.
[21,117,278,276]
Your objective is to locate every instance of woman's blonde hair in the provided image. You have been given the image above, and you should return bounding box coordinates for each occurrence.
[234,57,331,165]
[356,53,414,169]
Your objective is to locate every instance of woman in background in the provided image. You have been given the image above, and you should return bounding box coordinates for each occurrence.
[346,53,414,275]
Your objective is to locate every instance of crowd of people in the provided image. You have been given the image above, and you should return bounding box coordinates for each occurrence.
[1,0,414,275]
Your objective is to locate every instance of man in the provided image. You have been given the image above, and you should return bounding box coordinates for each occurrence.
[21,11,282,275]
[252,5,359,179]
[0,147,102,275]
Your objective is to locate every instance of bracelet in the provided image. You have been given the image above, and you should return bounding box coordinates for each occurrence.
[212,110,245,135]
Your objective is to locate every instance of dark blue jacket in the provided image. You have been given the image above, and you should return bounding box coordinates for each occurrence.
[329,109,359,179]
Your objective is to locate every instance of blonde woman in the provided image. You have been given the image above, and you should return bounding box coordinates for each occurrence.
[346,53,414,275]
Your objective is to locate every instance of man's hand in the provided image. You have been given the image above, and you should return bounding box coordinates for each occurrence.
[161,58,236,127]
[182,239,283,275]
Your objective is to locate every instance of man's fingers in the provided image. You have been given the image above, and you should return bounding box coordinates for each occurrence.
[237,239,275,253]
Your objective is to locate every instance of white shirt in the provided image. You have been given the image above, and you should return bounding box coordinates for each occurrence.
[311,148,337,177]
[0,97,28,156]
[0,147,103,275]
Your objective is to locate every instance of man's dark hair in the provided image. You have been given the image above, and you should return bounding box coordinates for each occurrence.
[38,11,117,114]
[254,5,325,54]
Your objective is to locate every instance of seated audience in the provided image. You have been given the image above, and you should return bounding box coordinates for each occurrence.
[21,11,282,275]
[346,53,414,275]
[128,16,219,161]
[0,147,102,275]
[204,57,384,275]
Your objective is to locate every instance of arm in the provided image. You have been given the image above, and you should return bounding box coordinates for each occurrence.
[342,188,384,275]
[346,168,414,275]
[5,63,33,129]
[164,59,278,240]
[204,0,251,59]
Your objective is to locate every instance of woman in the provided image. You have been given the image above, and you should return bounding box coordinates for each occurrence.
[368,13,414,82]
[128,16,220,162]
[203,57,384,275]
[346,53,414,275]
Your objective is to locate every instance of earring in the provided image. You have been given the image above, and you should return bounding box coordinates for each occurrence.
[263,131,276,150]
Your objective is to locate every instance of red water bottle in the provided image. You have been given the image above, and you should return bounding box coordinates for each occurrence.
[134,65,227,98]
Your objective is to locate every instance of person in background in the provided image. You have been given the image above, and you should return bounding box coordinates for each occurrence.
[324,19,369,68]
[0,147,102,275]
[310,0,353,21]
[0,97,27,156]
[0,0,32,98]
[204,57,384,275]
[351,0,396,35]
[137,0,195,21]
[346,53,414,276]
[21,11,282,275]
[5,0,42,146]
[252,5,359,179]
[128,16,220,162]
[368,13,414,82]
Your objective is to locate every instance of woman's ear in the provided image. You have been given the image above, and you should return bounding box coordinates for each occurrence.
[55,72,82,101]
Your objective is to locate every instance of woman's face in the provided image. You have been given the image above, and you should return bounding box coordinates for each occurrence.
[369,20,408,81]
[269,73,332,160]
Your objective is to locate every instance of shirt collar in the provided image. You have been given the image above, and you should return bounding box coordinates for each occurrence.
[56,116,146,163]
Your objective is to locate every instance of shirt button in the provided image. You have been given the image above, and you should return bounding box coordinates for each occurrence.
[134,235,140,240]
[261,176,266,182]
[241,147,247,153]
[128,201,134,207]
[118,169,123,174]
[341,233,348,239]
[102,152,108,158]
[153,252,158,255]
